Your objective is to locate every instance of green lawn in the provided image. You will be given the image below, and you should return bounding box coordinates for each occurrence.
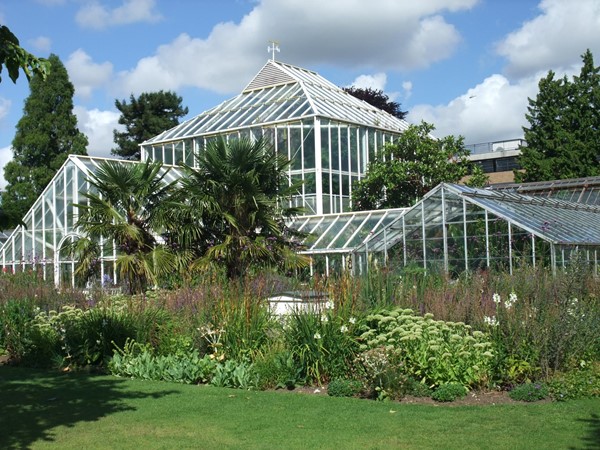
[0,366,598,450]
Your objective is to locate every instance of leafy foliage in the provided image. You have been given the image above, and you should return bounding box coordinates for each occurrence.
[342,86,407,119]
[548,362,600,401]
[167,137,309,279]
[0,24,50,83]
[110,339,217,384]
[2,54,88,227]
[352,122,472,210]
[71,160,182,293]
[359,308,494,388]
[517,49,600,182]
[112,91,189,160]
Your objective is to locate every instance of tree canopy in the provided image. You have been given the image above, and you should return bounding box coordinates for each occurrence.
[517,49,600,182]
[112,91,189,160]
[342,86,407,119]
[352,122,472,210]
[0,24,50,83]
[2,54,88,228]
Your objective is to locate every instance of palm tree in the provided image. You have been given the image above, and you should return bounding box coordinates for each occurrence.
[71,159,182,293]
[167,137,309,279]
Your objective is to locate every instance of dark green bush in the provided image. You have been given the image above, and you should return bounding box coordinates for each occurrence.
[509,382,549,402]
[327,378,362,397]
[406,378,433,397]
[432,383,468,402]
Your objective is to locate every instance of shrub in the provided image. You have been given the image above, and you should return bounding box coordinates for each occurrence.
[327,378,363,397]
[509,382,549,402]
[432,383,468,402]
[253,348,303,390]
[353,347,409,401]
[406,378,433,397]
[359,308,494,388]
[548,362,600,401]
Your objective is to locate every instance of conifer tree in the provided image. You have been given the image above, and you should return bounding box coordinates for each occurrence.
[112,91,188,160]
[2,54,88,227]
[517,50,600,182]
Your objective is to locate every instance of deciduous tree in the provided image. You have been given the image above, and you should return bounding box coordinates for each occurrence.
[352,122,472,210]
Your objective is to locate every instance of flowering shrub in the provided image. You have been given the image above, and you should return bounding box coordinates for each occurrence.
[353,346,408,401]
[359,308,494,388]
[509,382,549,402]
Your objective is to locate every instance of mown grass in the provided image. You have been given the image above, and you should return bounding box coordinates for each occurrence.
[1,365,598,450]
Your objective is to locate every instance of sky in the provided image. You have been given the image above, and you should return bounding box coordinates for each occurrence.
[1,0,600,189]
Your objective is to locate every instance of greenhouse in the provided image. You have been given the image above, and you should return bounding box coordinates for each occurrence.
[0,155,184,287]
[2,58,600,287]
[351,183,600,275]
[140,59,410,215]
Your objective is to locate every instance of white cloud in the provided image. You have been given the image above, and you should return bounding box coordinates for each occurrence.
[74,106,122,158]
[0,98,11,121]
[115,0,478,96]
[29,36,51,54]
[349,73,388,91]
[497,0,600,78]
[408,73,538,144]
[0,146,13,190]
[402,81,413,101]
[76,0,163,30]
[66,50,113,100]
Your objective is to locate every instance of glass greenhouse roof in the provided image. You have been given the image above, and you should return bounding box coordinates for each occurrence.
[357,183,600,254]
[144,60,410,145]
[288,208,407,255]
[489,175,600,206]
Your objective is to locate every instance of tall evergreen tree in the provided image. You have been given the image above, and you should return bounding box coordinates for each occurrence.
[517,50,600,182]
[2,54,88,227]
[111,91,189,160]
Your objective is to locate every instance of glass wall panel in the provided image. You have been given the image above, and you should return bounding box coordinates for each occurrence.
[302,123,315,170]
[174,141,184,165]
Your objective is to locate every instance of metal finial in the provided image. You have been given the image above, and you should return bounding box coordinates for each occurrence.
[267,40,280,61]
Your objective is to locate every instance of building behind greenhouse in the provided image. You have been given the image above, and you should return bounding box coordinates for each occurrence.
[1,59,599,287]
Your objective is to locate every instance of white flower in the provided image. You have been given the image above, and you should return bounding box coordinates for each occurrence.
[504,291,518,309]
[324,300,334,310]
[484,315,499,327]
[321,315,329,323]
[349,317,356,324]
[492,293,501,305]
[314,332,322,340]
[340,325,348,333]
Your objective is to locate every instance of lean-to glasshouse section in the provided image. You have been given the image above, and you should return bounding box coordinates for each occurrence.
[287,208,406,276]
[354,183,600,275]
[0,155,183,288]
[140,60,410,215]
[489,176,600,206]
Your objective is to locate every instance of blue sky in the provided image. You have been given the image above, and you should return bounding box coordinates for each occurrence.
[1,0,600,188]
